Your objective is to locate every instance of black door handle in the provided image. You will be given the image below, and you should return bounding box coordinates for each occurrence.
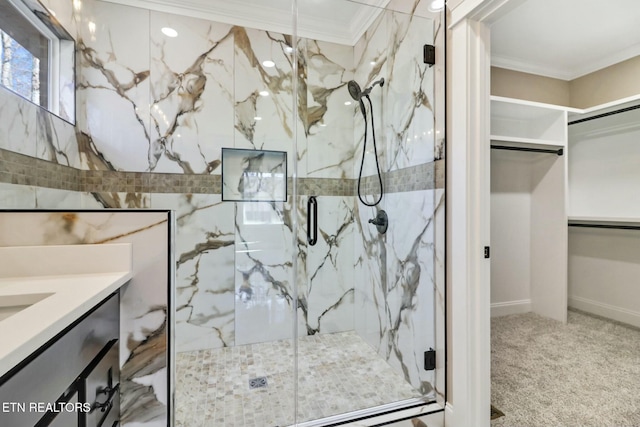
[307,196,317,246]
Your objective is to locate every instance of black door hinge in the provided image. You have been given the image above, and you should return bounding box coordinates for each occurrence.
[484,246,490,259]
[423,44,435,67]
[424,348,436,371]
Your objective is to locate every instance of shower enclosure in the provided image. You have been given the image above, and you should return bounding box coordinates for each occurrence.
[173,0,446,425]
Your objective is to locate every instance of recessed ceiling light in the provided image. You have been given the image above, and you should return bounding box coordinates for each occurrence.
[370,61,376,65]
[262,60,275,68]
[259,90,269,97]
[254,116,262,121]
[161,27,178,38]
[429,0,445,12]
[344,101,352,106]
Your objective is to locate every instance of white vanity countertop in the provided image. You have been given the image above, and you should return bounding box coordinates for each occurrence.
[0,244,132,379]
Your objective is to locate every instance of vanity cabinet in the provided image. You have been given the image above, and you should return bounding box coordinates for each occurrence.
[0,291,120,427]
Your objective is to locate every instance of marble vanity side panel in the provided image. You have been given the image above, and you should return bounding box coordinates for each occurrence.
[0,88,37,157]
[352,11,388,180]
[151,193,236,352]
[0,183,36,208]
[233,27,300,175]
[0,211,171,427]
[385,10,435,172]
[306,196,355,333]
[149,12,234,174]
[234,198,304,345]
[305,40,355,180]
[74,0,152,172]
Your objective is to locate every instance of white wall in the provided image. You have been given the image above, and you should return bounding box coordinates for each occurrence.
[569,108,640,217]
[490,149,567,321]
[490,150,532,315]
[568,227,640,328]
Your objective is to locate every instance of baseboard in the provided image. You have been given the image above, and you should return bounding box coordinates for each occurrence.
[569,296,640,328]
[490,299,531,317]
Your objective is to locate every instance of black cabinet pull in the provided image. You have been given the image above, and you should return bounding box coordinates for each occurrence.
[307,196,317,246]
[93,382,119,414]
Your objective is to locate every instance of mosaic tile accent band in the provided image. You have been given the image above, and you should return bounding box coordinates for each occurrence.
[0,148,443,195]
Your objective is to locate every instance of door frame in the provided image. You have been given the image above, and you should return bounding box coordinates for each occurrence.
[446,1,525,426]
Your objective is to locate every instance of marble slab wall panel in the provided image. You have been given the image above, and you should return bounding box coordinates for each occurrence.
[353,201,387,348]
[151,193,236,352]
[353,11,388,180]
[0,183,36,207]
[149,12,234,174]
[73,0,152,173]
[0,211,171,427]
[433,188,445,404]
[35,110,81,168]
[304,40,355,179]
[354,189,438,396]
[88,191,151,209]
[386,0,437,18]
[0,88,37,157]
[305,196,355,333]
[234,27,300,175]
[234,198,306,345]
[33,187,98,209]
[385,11,435,172]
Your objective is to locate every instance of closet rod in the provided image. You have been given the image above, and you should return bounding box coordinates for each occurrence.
[568,103,640,125]
[490,145,563,156]
[569,223,640,231]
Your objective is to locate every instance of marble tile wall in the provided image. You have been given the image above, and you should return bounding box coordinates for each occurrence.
[351,3,444,401]
[0,210,172,427]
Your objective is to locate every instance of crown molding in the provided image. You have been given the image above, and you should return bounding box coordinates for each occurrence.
[98,0,388,46]
[493,40,640,81]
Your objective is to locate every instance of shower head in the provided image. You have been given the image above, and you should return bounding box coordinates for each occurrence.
[347,80,366,116]
[348,78,385,101]
[348,80,362,101]
[348,78,385,116]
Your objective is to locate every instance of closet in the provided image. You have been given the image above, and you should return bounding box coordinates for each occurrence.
[490,93,640,327]
[489,96,569,322]
[567,98,640,328]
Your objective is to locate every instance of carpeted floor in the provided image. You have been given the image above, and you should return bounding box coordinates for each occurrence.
[491,309,640,427]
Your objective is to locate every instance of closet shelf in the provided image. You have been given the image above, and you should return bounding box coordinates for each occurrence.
[490,96,568,144]
[568,216,640,228]
[490,136,564,149]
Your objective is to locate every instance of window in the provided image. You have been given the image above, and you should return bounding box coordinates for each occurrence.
[0,0,75,124]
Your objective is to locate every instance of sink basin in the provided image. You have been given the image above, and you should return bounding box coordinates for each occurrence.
[0,293,54,321]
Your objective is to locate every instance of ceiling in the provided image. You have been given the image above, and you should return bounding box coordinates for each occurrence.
[490,0,640,80]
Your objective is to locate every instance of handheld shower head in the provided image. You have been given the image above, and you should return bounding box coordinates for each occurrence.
[347,80,366,116]
[347,80,362,101]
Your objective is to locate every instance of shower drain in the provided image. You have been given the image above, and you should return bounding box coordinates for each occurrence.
[249,377,268,389]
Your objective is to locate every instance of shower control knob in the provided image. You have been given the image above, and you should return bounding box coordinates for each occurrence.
[368,210,388,234]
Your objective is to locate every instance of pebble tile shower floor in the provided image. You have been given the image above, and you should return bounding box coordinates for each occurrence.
[175,331,421,426]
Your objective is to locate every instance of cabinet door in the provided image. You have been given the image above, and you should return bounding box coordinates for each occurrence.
[83,340,119,427]
[47,391,80,427]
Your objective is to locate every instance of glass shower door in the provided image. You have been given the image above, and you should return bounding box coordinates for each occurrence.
[293,0,446,424]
